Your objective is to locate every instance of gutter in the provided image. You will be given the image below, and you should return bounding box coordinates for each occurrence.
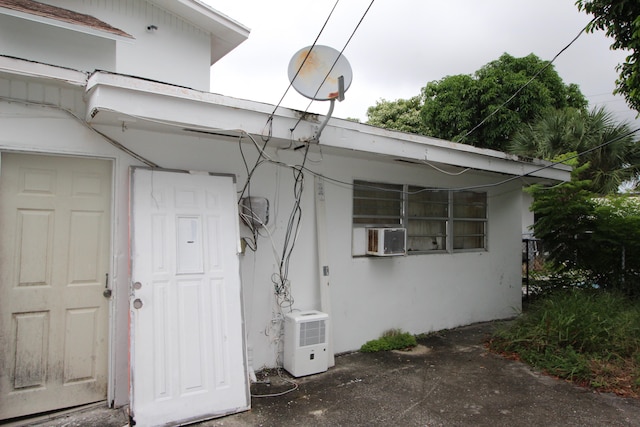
[0,55,88,87]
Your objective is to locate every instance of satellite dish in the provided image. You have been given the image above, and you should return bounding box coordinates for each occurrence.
[287,45,353,101]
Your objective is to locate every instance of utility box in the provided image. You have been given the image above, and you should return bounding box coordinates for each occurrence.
[283,311,329,377]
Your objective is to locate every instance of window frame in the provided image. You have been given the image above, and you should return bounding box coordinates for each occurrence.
[352,180,404,227]
[352,180,488,254]
[451,190,488,252]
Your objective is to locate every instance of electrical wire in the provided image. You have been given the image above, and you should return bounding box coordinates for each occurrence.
[250,369,299,398]
[454,126,640,191]
[268,0,341,121]
[64,98,636,196]
[0,96,158,167]
[260,0,341,142]
[272,143,310,311]
[422,161,471,176]
[264,126,640,195]
[289,0,376,135]
[455,17,597,144]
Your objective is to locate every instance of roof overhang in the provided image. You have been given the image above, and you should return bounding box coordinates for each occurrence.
[0,0,133,41]
[0,55,87,86]
[84,71,571,183]
[0,57,570,184]
[151,0,250,65]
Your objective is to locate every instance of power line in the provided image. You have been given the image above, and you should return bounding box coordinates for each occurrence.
[289,0,376,134]
[267,0,340,122]
[455,17,597,144]
[287,126,640,194]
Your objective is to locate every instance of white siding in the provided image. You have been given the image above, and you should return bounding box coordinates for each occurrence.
[0,14,116,73]
[39,0,211,90]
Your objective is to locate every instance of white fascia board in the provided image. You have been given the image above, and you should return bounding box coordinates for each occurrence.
[0,6,133,42]
[150,0,250,64]
[84,72,571,183]
[85,72,315,138]
[0,55,88,86]
[318,122,572,182]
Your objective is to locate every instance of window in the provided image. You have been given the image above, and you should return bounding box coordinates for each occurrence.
[452,191,487,250]
[353,181,487,254]
[353,181,403,226]
[407,187,448,251]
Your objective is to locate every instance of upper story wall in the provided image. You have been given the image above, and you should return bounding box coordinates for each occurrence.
[0,13,116,73]
[50,0,211,90]
[1,0,248,91]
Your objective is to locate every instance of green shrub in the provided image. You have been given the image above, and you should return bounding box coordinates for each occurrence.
[528,176,640,296]
[360,329,417,353]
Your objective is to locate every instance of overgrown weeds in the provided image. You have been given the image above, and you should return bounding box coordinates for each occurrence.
[360,329,417,353]
[488,290,640,397]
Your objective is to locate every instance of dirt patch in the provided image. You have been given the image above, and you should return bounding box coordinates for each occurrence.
[392,344,430,356]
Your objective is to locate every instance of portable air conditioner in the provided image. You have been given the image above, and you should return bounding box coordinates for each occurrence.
[283,311,329,377]
[366,228,406,256]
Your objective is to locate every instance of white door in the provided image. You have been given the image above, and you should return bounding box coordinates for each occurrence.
[0,153,111,421]
[130,169,249,426]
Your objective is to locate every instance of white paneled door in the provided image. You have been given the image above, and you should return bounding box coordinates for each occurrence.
[130,169,249,427]
[0,153,111,421]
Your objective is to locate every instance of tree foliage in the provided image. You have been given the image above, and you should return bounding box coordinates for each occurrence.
[510,106,640,194]
[421,53,587,151]
[576,0,640,113]
[420,74,477,142]
[365,96,429,135]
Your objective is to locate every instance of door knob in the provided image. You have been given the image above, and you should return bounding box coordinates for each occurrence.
[133,299,143,309]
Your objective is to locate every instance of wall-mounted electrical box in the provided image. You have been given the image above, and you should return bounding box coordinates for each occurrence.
[366,228,406,256]
[239,197,269,228]
[283,311,329,377]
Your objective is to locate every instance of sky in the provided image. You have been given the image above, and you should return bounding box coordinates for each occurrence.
[205,0,639,127]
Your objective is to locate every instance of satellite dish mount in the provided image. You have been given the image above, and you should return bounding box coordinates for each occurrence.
[287,45,353,142]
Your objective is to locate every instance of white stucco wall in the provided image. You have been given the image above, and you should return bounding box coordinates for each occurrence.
[1,73,523,404]
[111,128,524,369]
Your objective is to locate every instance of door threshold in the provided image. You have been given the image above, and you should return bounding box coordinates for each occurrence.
[1,401,129,427]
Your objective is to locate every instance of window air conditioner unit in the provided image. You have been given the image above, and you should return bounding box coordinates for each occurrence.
[366,228,406,256]
[283,311,329,377]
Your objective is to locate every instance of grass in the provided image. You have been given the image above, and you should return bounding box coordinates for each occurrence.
[360,329,417,353]
[488,289,640,397]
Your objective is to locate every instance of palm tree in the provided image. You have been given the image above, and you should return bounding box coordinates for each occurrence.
[509,106,640,194]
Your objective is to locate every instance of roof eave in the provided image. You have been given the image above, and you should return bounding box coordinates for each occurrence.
[0,55,88,86]
[150,0,250,65]
[83,71,571,183]
[0,1,133,41]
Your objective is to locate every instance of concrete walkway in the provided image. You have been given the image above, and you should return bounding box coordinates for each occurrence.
[22,321,640,426]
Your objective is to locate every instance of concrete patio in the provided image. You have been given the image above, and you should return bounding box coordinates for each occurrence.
[22,321,640,426]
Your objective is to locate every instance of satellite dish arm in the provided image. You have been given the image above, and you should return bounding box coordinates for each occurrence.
[313,99,335,143]
[312,75,344,143]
